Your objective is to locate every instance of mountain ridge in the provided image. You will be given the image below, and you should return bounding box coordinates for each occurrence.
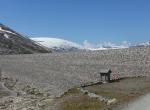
[31,37,150,52]
[31,37,130,52]
[0,23,51,55]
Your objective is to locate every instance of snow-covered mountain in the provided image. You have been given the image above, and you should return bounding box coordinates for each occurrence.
[136,42,150,47]
[31,37,130,52]
[31,37,84,52]
[0,23,51,54]
[130,42,150,48]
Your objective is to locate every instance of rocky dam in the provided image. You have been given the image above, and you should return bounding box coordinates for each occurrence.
[0,46,149,97]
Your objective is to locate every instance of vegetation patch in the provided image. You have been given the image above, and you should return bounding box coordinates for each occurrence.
[57,77,150,110]
[60,95,103,110]
[58,88,104,110]
[85,77,150,105]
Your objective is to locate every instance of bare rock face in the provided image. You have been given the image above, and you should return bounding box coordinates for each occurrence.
[0,23,51,55]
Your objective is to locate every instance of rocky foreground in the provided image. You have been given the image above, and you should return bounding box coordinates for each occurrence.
[0,75,54,110]
[1,75,150,110]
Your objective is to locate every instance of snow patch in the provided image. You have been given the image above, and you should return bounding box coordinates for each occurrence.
[31,37,84,50]
[83,40,130,50]
[0,26,17,35]
[137,42,150,46]
[4,33,9,39]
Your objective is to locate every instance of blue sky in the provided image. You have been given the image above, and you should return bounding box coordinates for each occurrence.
[0,0,150,44]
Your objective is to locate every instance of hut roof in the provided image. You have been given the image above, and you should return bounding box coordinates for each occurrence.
[99,69,111,73]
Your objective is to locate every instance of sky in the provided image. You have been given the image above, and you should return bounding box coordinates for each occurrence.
[0,0,150,45]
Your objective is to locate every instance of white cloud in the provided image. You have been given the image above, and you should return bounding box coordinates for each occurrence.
[122,41,130,47]
[82,40,130,49]
[83,40,95,49]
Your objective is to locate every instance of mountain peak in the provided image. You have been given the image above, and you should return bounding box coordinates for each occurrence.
[31,37,84,52]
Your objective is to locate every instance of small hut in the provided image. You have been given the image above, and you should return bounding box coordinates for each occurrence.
[99,69,111,83]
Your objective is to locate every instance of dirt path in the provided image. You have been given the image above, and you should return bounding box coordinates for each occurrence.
[0,82,17,97]
[121,94,150,110]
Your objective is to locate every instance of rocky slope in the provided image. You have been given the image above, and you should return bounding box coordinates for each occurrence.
[0,46,149,97]
[0,23,51,55]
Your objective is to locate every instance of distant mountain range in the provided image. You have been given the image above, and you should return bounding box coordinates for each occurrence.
[134,42,150,47]
[0,23,149,54]
[31,38,149,52]
[0,23,51,55]
[31,37,131,52]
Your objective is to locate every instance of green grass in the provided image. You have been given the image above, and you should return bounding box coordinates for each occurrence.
[60,95,103,110]
[58,77,150,110]
[58,88,104,110]
[84,77,150,103]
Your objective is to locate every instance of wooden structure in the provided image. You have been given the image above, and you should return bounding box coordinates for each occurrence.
[99,69,111,83]
[0,67,1,81]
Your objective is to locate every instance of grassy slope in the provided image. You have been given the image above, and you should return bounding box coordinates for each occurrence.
[56,77,150,110]
[58,88,104,110]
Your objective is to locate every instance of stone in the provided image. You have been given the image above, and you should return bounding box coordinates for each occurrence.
[107,98,117,105]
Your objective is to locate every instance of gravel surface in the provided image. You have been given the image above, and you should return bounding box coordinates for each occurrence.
[0,82,17,97]
[0,46,149,97]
